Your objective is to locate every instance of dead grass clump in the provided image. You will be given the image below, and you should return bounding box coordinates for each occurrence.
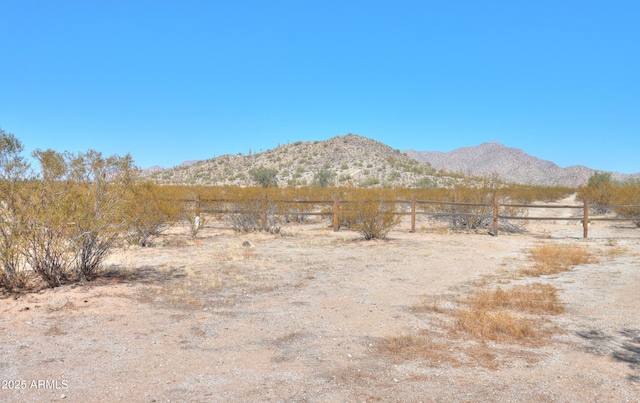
[44,324,67,336]
[411,295,448,314]
[462,343,500,369]
[454,309,536,342]
[274,331,304,344]
[156,267,220,309]
[469,283,564,315]
[454,282,564,342]
[602,245,629,259]
[524,243,597,276]
[377,334,458,365]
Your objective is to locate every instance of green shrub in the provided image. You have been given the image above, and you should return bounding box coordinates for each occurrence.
[313,167,335,188]
[578,172,615,213]
[249,166,278,188]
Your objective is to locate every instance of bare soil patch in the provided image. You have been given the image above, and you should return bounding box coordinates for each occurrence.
[2,199,640,402]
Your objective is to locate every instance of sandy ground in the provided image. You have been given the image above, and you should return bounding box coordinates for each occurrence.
[1,196,640,402]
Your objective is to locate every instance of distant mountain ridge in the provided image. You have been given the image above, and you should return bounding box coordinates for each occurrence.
[405,142,640,187]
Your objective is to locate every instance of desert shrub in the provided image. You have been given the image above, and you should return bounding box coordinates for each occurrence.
[340,189,401,240]
[503,184,575,203]
[0,129,30,291]
[143,186,220,241]
[313,167,335,188]
[1,131,196,289]
[611,179,640,227]
[577,172,616,214]
[249,166,278,188]
[21,150,76,287]
[359,177,380,187]
[413,176,435,188]
[434,176,527,233]
[124,182,182,246]
[445,182,494,230]
[178,195,206,240]
[219,195,260,233]
[286,187,316,223]
[8,146,139,287]
[217,187,291,234]
[67,150,136,280]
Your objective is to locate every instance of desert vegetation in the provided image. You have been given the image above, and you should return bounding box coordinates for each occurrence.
[338,189,402,240]
[523,243,598,276]
[2,132,639,401]
[0,130,181,292]
[154,179,579,239]
[378,241,599,369]
[2,128,639,298]
[578,172,640,224]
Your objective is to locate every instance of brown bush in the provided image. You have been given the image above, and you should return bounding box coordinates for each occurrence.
[285,187,316,223]
[216,187,292,234]
[611,180,640,227]
[503,184,575,203]
[124,182,182,246]
[431,176,527,233]
[340,189,401,240]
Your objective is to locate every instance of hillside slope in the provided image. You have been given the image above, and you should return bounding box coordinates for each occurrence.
[149,134,442,187]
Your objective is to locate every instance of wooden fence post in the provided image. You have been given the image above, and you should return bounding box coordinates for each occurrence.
[333,195,339,232]
[583,199,589,239]
[411,194,416,233]
[493,196,499,237]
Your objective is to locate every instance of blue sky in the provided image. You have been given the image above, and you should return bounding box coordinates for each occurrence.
[1,1,638,173]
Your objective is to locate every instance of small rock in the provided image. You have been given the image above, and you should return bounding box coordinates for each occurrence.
[242,241,253,247]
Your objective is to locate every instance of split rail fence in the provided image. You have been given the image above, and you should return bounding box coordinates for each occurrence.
[183,195,640,239]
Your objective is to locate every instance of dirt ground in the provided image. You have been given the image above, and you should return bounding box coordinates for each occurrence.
[2,196,640,402]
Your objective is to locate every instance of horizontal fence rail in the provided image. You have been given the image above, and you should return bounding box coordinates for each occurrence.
[178,195,640,238]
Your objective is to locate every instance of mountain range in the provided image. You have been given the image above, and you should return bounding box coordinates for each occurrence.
[146,135,639,188]
[405,142,639,187]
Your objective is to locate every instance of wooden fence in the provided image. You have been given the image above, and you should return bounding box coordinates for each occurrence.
[183,195,640,238]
